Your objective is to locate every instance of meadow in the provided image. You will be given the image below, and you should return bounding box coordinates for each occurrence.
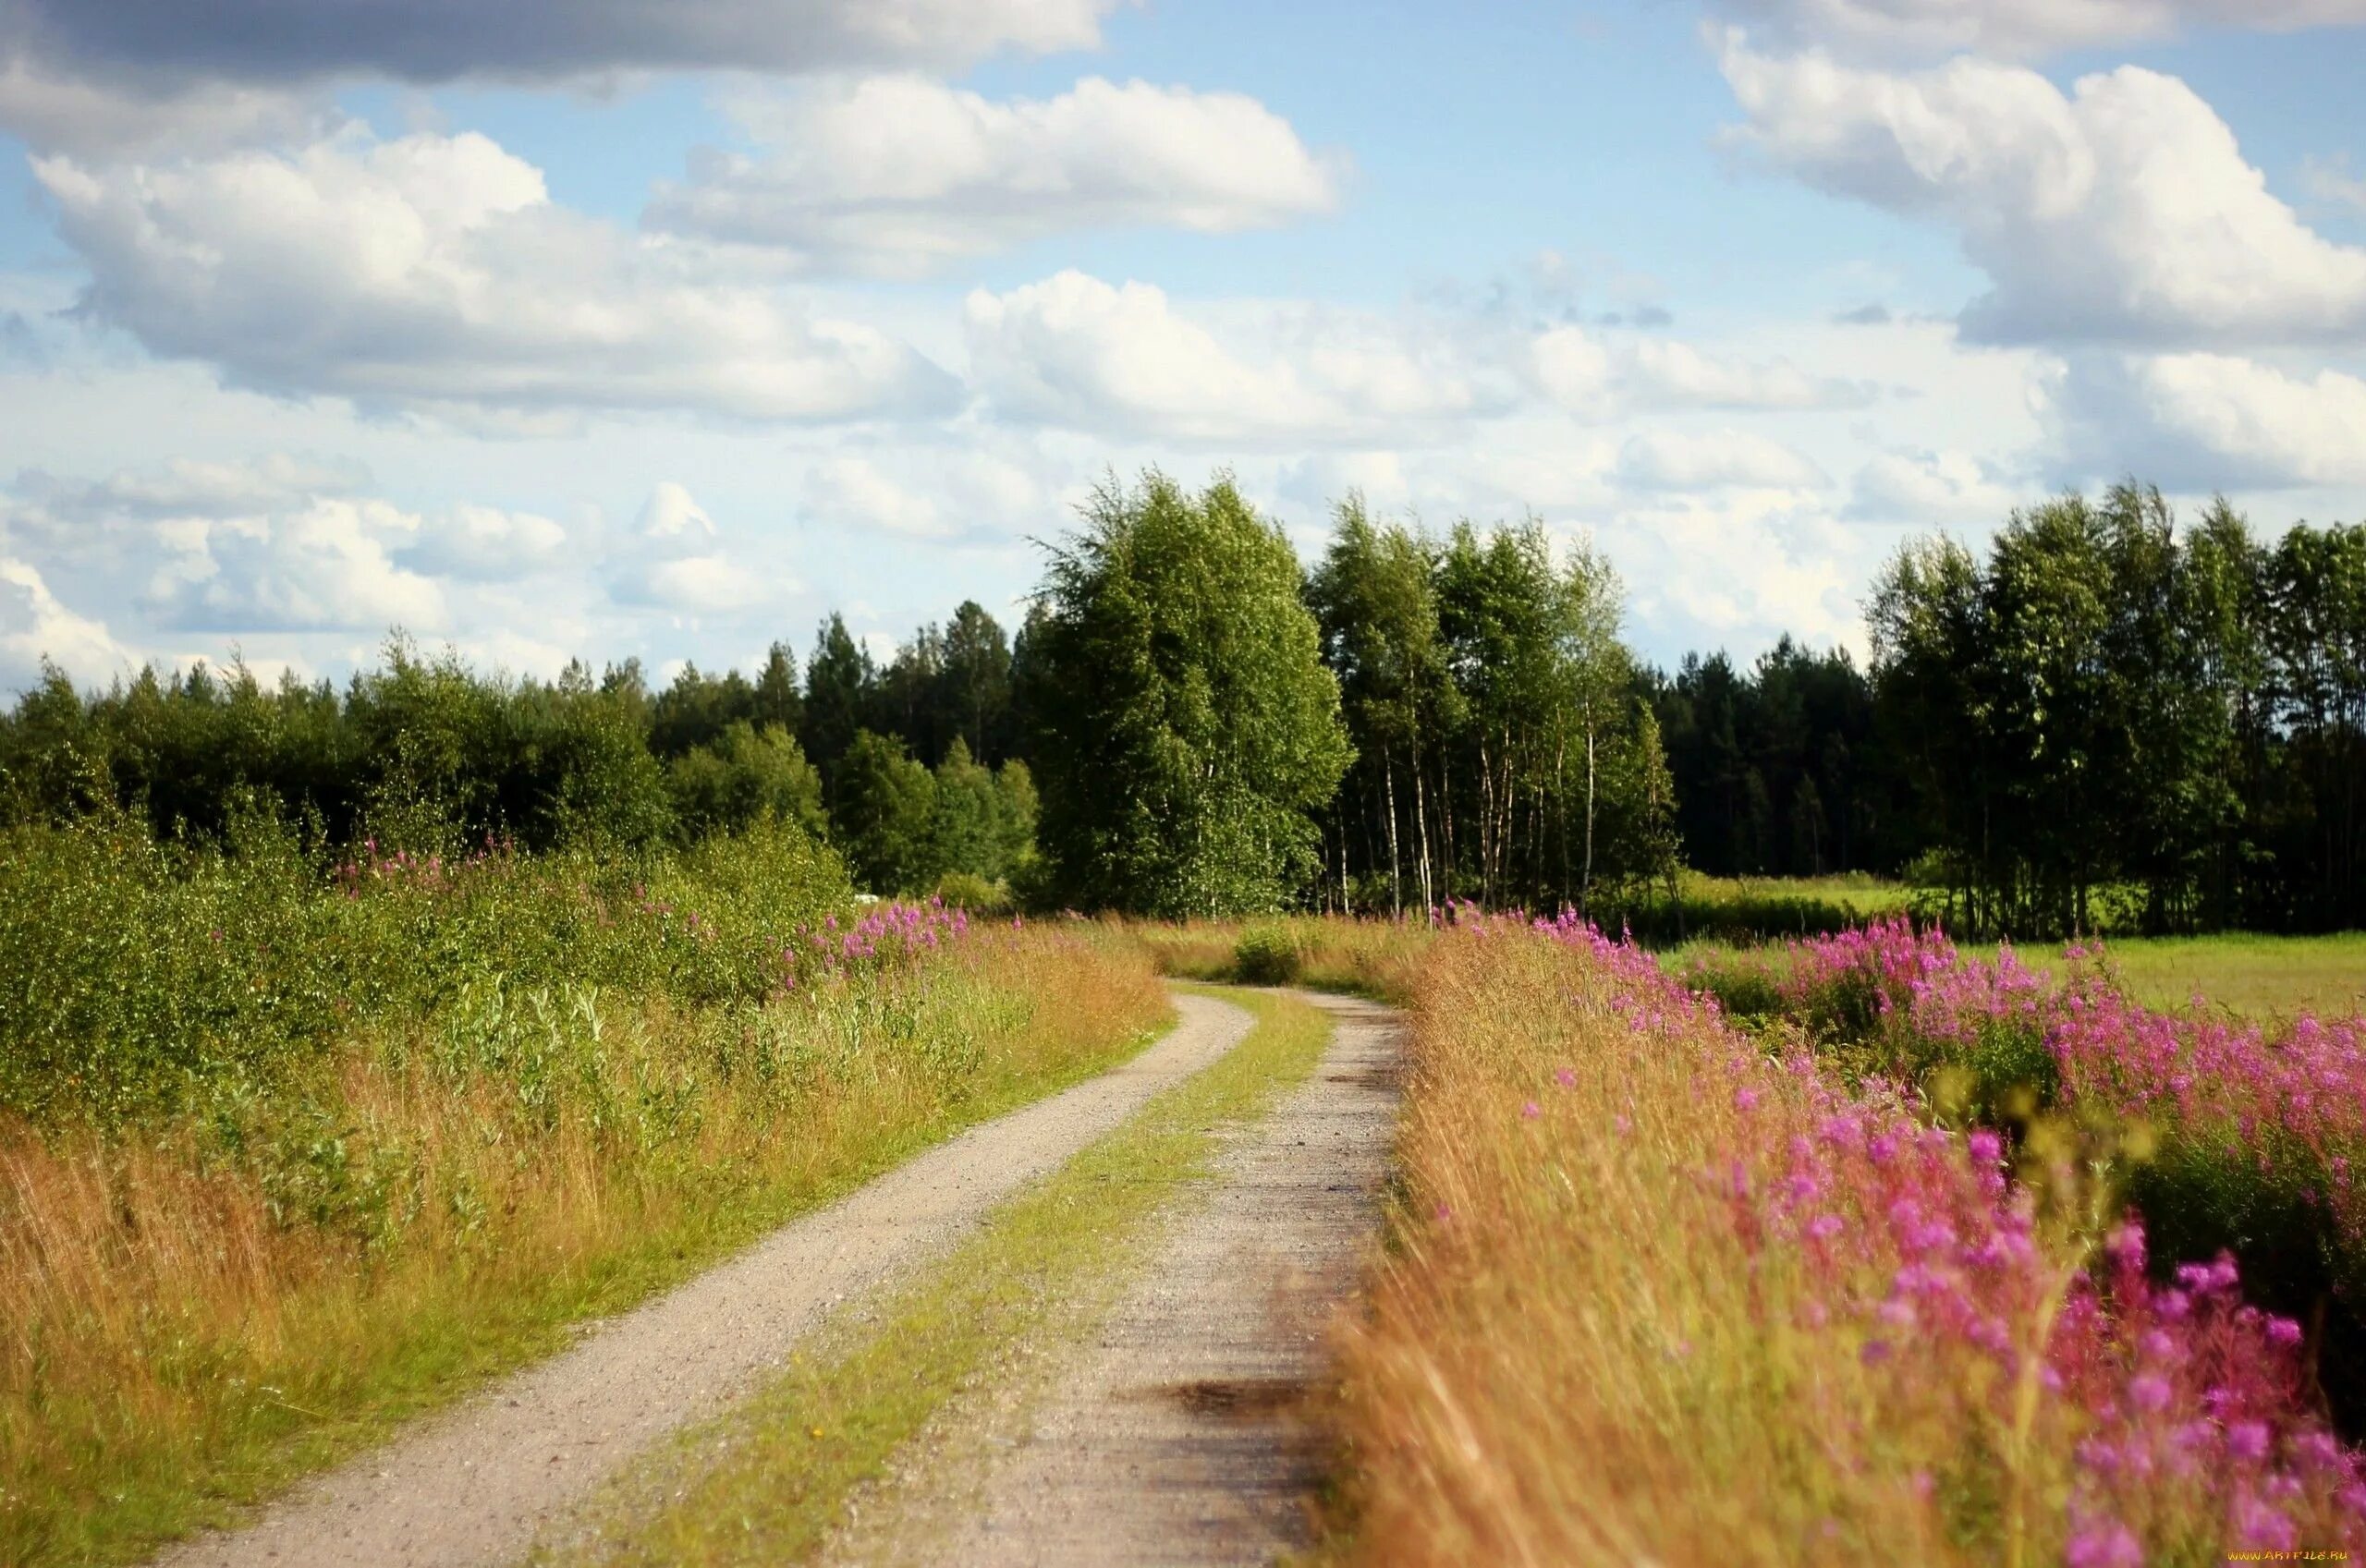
[1323,916,2366,1564]
[8,806,2364,1567]
[1106,903,2366,1559]
[2102,931,2366,1019]
[0,813,1168,1566]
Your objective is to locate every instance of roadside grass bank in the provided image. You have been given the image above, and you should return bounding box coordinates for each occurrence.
[545,985,1333,1568]
[0,812,860,1128]
[0,845,1165,1567]
[1325,920,2365,1565]
[1680,917,2366,1431]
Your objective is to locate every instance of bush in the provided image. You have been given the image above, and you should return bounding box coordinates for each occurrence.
[0,809,853,1125]
[1233,925,1302,985]
[1676,951,1784,1025]
[933,871,1013,916]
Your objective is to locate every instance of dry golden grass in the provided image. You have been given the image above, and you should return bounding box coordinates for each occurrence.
[1323,925,2358,1567]
[1115,913,1436,1001]
[0,929,1165,1567]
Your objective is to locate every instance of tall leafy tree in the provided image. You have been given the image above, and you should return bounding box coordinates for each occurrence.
[942,601,1018,764]
[1309,497,1459,915]
[751,641,803,735]
[1025,471,1352,915]
[829,729,938,894]
[665,722,826,844]
[1866,488,2364,936]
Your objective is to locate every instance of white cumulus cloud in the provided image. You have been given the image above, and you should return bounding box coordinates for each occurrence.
[1616,429,1831,492]
[1532,323,1875,414]
[34,128,959,424]
[965,271,1507,445]
[147,497,446,633]
[1719,37,2366,348]
[1847,448,2027,523]
[0,556,132,688]
[651,75,1341,275]
[399,504,568,580]
[612,481,795,614]
[2051,353,2366,489]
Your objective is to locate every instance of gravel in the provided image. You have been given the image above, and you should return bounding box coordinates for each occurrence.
[912,991,1406,1567]
[152,994,1257,1568]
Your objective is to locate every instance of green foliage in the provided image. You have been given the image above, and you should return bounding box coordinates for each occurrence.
[1232,925,1303,985]
[0,809,850,1126]
[0,609,1041,885]
[1025,471,1354,916]
[932,871,1011,915]
[927,737,998,882]
[1870,489,2366,936]
[650,647,802,759]
[831,729,940,894]
[1308,501,1673,916]
[1645,637,1889,881]
[665,722,827,844]
[800,614,876,782]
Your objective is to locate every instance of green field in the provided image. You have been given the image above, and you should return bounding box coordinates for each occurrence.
[2098,930,2366,1019]
[1661,909,2366,1022]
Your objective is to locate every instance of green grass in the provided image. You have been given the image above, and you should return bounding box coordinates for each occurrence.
[543,985,1335,1568]
[2,930,1169,1568]
[1677,870,1913,910]
[2098,930,2366,1019]
[1664,926,2366,1024]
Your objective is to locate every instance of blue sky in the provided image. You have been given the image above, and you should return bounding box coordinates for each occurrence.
[0,0,2361,692]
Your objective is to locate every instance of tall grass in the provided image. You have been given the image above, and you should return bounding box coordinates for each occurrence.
[1118,914,1435,1001]
[1686,918,2366,1428]
[0,809,860,1126]
[1329,920,2365,1565]
[0,817,1167,1566]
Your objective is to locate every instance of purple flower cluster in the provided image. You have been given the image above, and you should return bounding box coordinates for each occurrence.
[1524,910,2366,1554]
[1774,917,2366,1258]
[775,897,972,991]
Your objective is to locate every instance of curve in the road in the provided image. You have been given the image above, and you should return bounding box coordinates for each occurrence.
[152,993,1258,1568]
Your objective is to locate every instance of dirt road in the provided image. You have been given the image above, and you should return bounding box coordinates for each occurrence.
[837,991,1407,1567]
[154,995,1257,1568]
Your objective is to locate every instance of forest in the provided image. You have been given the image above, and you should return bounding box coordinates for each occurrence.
[2,474,2360,938]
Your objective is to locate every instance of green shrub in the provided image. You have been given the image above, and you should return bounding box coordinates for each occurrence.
[1233,925,1303,985]
[0,809,850,1126]
[933,871,1013,916]
[1677,954,1784,1025]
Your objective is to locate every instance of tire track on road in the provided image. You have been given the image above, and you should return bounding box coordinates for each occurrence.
[152,995,1255,1568]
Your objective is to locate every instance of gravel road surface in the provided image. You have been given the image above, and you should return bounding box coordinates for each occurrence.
[152,993,1255,1568]
[907,990,1405,1566]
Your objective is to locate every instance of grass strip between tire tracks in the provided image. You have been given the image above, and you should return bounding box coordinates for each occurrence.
[540,985,1334,1568]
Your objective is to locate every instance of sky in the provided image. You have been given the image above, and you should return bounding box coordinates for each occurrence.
[0,0,2362,695]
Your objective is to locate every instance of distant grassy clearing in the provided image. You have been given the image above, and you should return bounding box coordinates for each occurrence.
[1664,927,2366,1022]
[2101,931,2366,1019]
[1671,870,1912,911]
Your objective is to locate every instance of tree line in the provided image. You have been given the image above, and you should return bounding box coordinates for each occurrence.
[1868,485,2365,935]
[2,471,2360,934]
[0,608,1039,899]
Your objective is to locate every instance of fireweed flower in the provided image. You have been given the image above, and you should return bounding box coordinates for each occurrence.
[1510,911,2366,1557]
